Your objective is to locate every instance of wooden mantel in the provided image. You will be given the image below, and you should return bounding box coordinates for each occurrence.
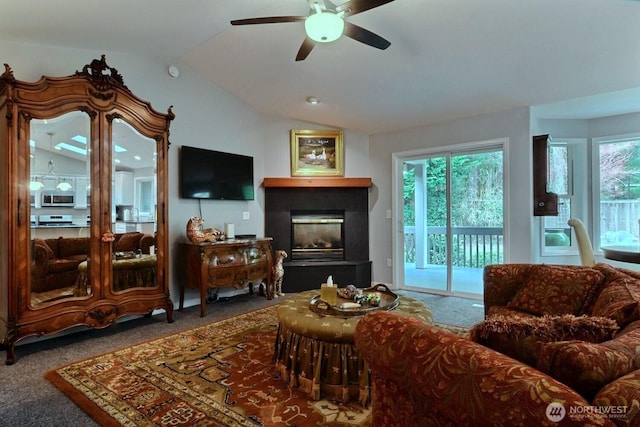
[262,177,372,188]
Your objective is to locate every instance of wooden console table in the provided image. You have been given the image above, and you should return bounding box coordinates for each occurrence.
[177,238,274,316]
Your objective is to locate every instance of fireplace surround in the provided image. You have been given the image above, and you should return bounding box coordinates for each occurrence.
[264,178,372,293]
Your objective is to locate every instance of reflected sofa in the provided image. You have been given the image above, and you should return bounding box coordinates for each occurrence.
[354,263,640,426]
[31,232,154,293]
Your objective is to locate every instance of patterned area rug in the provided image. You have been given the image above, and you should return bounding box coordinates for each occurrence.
[45,306,468,426]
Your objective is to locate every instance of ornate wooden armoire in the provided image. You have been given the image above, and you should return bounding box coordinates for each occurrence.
[0,56,174,364]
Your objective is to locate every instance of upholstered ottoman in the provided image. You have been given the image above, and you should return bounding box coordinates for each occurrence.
[76,254,156,294]
[273,288,432,405]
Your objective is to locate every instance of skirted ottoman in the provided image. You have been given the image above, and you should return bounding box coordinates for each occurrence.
[273,288,432,405]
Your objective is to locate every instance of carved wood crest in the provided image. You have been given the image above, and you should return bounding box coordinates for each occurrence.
[74,54,128,92]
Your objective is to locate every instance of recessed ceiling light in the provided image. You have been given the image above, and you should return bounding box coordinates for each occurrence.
[168,65,180,78]
[307,96,319,105]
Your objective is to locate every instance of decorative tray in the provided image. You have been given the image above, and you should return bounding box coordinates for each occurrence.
[309,284,399,317]
[114,251,137,260]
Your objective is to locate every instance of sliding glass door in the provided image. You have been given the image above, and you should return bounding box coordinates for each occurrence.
[398,144,505,297]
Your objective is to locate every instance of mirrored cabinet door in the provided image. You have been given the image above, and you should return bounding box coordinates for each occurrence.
[29,111,93,307]
[109,118,158,292]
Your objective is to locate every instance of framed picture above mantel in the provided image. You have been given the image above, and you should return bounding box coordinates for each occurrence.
[290,129,344,177]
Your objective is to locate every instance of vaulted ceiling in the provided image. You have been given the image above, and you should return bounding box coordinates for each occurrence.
[2,0,639,134]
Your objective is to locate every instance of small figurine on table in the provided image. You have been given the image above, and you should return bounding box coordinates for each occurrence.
[186,217,225,243]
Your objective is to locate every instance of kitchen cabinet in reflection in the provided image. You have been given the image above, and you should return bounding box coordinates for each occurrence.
[114,221,155,235]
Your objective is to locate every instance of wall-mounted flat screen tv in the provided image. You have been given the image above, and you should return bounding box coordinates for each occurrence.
[180,145,255,200]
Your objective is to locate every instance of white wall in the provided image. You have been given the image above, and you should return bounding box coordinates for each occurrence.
[1,41,372,303]
[533,119,589,139]
[369,107,533,284]
[261,124,371,178]
[534,112,640,140]
[589,112,640,138]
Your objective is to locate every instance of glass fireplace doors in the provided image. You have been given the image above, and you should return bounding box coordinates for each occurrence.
[291,212,345,261]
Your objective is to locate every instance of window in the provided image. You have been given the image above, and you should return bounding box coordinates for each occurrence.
[593,134,640,249]
[135,177,155,217]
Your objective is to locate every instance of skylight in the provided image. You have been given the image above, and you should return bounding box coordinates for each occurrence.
[56,142,87,156]
[70,134,126,152]
[71,135,87,144]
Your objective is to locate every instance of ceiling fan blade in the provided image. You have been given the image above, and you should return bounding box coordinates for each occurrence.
[230,16,305,26]
[296,38,316,61]
[338,0,395,16]
[343,22,391,50]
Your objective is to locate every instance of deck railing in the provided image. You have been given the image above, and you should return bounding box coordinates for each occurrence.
[404,226,504,268]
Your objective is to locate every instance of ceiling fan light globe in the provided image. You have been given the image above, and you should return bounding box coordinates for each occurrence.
[305,12,344,43]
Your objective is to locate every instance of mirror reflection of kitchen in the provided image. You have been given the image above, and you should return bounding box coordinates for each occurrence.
[110,119,158,294]
[112,118,157,235]
[30,112,92,306]
[29,112,157,307]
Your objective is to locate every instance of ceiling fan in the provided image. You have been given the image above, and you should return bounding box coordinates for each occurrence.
[230,0,395,61]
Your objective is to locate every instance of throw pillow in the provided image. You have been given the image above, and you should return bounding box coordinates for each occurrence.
[483,264,533,308]
[470,314,618,367]
[507,264,604,316]
[486,306,538,319]
[537,339,640,401]
[33,238,55,258]
[550,314,620,342]
[590,276,640,328]
[58,238,90,258]
[114,232,143,252]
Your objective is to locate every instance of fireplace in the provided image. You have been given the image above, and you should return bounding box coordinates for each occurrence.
[264,179,372,293]
[291,211,344,261]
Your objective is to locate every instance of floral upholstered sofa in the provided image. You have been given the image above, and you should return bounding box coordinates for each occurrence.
[477,264,640,404]
[354,263,640,426]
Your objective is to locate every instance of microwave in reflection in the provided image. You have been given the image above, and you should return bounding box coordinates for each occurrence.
[42,192,75,207]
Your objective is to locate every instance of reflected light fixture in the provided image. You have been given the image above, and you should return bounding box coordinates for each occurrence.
[307,96,320,105]
[305,5,345,43]
[29,178,44,191]
[56,178,72,192]
[29,132,74,192]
